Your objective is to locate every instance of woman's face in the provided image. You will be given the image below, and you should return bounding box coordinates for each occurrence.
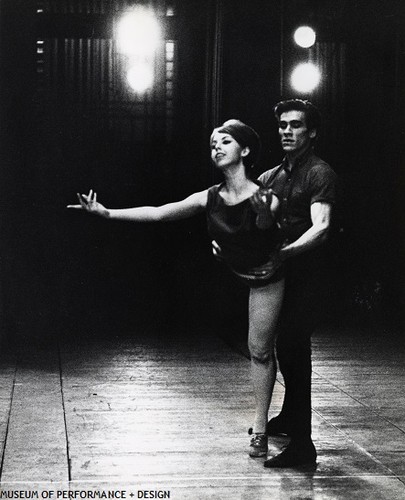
[210,131,247,169]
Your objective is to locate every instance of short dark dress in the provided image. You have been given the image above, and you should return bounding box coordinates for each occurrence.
[206,182,283,287]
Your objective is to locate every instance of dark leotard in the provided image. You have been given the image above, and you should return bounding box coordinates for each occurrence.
[206,182,283,287]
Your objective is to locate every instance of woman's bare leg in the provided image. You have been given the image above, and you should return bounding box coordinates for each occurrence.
[248,278,285,434]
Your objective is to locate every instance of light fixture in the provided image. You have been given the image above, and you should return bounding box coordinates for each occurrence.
[117,7,161,57]
[290,63,321,93]
[127,64,154,93]
[293,26,316,48]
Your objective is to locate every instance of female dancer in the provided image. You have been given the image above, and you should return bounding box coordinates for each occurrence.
[68,119,285,458]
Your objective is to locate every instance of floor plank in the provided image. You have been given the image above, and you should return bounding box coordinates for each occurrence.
[0,326,404,499]
[0,351,16,464]
[0,342,69,482]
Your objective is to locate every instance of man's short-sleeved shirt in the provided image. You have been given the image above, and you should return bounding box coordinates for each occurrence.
[259,149,337,244]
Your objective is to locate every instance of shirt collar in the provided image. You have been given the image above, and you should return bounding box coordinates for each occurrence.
[282,146,314,172]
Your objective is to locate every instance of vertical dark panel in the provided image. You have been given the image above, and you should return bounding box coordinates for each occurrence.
[204,0,223,131]
[279,0,404,327]
[0,0,37,205]
[341,1,404,328]
[218,0,282,177]
[199,0,282,341]
[0,0,56,340]
[0,0,218,340]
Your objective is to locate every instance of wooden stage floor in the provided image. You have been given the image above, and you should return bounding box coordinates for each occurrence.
[0,324,404,499]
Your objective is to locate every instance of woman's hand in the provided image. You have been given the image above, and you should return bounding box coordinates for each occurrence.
[250,188,274,229]
[212,240,224,261]
[250,188,273,214]
[67,189,110,218]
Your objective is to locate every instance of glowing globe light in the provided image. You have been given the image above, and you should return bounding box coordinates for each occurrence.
[117,8,161,56]
[127,64,154,93]
[291,63,321,93]
[294,26,316,48]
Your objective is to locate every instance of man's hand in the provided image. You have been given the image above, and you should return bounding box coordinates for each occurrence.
[67,189,110,218]
[250,250,283,275]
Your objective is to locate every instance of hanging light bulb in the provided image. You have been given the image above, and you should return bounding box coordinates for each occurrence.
[126,63,154,93]
[293,26,316,48]
[117,7,161,57]
[291,63,321,93]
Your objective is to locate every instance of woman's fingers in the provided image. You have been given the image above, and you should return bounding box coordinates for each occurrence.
[250,188,272,211]
[67,190,99,211]
[212,240,224,260]
[78,193,88,207]
[66,194,86,210]
[258,188,272,203]
[79,193,93,210]
[212,240,220,251]
[250,193,262,210]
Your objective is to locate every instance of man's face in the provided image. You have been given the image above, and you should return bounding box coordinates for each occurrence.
[278,110,316,155]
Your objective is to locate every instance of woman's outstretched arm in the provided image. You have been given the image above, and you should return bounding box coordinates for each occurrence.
[67,188,208,222]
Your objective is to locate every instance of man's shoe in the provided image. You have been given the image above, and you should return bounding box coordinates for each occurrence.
[248,428,268,458]
[266,416,291,436]
[264,440,317,468]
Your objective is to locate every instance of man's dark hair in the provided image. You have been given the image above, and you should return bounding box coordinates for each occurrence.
[273,99,321,131]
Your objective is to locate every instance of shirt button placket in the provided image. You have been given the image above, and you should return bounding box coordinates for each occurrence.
[281,174,292,224]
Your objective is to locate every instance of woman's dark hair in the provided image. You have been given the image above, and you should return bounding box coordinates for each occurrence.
[211,119,261,169]
[273,99,321,131]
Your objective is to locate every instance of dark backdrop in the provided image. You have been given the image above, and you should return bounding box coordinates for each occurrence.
[0,0,403,344]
